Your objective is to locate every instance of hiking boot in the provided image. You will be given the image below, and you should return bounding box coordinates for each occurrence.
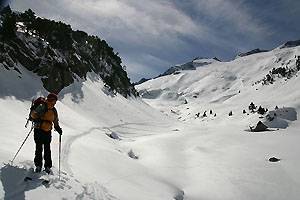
[35,166,41,173]
[45,167,51,174]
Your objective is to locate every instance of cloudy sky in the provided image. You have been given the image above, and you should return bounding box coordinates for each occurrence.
[8,0,300,82]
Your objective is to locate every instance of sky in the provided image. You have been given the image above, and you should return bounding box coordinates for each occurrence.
[0,0,10,10]
[8,0,300,82]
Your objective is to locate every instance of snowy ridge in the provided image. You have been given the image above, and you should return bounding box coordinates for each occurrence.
[151,57,220,80]
[1,43,300,200]
[137,45,300,123]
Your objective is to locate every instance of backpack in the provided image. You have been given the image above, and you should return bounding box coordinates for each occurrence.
[25,97,57,127]
[29,97,47,120]
[31,97,46,110]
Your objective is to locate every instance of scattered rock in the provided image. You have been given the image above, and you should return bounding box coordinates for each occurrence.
[250,121,268,132]
[128,149,138,160]
[269,157,281,162]
[174,190,184,200]
[106,132,120,140]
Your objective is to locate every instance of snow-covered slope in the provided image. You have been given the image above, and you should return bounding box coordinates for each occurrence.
[0,66,178,199]
[137,45,300,124]
[136,45,300,199]
[158,57,221,77]
[1,43,300,200]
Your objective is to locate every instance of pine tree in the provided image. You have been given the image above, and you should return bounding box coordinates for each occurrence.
[20,9,36,33]
[0,10,17,40]
[249,102,256,113]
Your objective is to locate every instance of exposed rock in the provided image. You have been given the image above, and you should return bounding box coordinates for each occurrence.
[280,40,300,49]
[174,190,184,200]
[106,132,120,140]
[236,48,269,58]
[250,121,268,132]
[0,7,138,98]
[128,149,138,160]
[269,157,280,162]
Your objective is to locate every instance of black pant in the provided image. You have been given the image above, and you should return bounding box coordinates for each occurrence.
[34,129,52,168]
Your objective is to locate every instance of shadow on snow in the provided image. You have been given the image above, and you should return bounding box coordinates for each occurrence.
[0,163,44,200]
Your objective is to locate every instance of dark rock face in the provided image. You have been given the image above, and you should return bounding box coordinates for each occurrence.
[237,48,269,58]
[269,157,280,162]
[280,40,300,49]
[0,6,138,98]
[158,57,220,78]
[250,121,268,132]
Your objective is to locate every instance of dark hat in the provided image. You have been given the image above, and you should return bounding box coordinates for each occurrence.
[47,93,58,101]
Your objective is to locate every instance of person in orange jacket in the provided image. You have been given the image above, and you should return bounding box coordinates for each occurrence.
[30,93,62,173]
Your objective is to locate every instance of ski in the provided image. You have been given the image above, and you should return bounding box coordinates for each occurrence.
[24,175,51,185]
[41,169,51,185]
[23,168,52,185]
[42,179,50,185]
[23,167,35,182]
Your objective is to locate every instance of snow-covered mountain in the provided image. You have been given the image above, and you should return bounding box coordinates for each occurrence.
[135,43,300,199]
[137,44,300,126]
[1,7,300,199]
[136,57,221,85]
[158,57,221,77]
[235,48,269,59]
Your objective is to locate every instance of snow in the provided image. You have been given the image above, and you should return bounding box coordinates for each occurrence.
[1,44,300,199]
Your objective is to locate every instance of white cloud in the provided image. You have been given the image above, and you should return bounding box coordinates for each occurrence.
[190,0,270,37]
[12,0,206,81]
[10,0,283,81]
[60,0,205,46]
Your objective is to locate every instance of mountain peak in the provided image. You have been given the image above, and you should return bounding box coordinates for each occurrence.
[235,48,269,59]
[280,40,300,49]
[158,57,220,78]
[193,56,221,62]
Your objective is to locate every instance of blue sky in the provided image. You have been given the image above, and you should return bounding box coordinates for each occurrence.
[9,0,300,82]
[0,0,10,10]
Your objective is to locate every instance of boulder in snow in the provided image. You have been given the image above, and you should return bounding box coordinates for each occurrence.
[128,149,138,159]
[106,132,120,140]
[250,121,268,132]
[269,157,281,162]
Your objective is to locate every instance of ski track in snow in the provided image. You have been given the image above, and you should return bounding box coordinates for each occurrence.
[61,126,120,200]
[0,126,119,200]
[62,126,104,174]
[75,182,119,200]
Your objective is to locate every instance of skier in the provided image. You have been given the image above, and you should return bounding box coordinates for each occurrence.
[30,93,62,173]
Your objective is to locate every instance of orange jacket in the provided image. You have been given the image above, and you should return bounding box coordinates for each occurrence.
[30,100,59,131]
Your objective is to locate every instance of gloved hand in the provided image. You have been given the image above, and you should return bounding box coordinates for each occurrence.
[55,126,63,135]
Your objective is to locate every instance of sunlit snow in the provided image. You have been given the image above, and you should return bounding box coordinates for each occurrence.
[1,44,300,200]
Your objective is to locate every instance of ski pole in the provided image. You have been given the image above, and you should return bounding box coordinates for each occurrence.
[58,134,62,180]
[25,118,30,128]
[25,99,34,128]
[11,125,34,164]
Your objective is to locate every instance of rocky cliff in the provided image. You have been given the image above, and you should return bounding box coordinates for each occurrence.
[0,6,138,98]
